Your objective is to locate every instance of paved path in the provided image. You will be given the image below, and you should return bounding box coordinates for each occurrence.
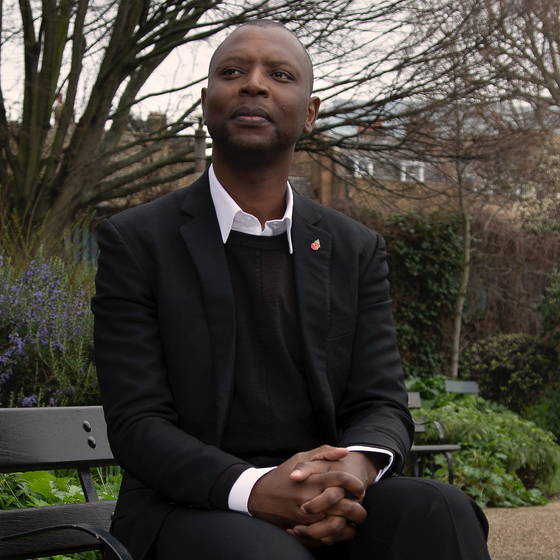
[486,496,560,559]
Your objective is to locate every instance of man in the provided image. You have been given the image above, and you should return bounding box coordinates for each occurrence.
[92,21,490,560]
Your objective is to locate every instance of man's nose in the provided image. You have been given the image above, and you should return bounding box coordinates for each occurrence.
[239,69,269,96]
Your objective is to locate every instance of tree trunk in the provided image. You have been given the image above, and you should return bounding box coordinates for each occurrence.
[450,172,471,379]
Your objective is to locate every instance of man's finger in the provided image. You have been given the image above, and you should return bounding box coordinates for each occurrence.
[292,446,348,470]
[308,445,349,462]
[291,515,357,545]
[302,492,367,525]
[291,468,365,499]
[290,458,354,481]
[301,485,346,513]
[290,460,327,482]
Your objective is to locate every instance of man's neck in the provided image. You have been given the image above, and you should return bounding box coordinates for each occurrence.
[211,150,293,227]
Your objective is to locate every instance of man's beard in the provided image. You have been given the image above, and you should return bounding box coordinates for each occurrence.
[212,121,297,155]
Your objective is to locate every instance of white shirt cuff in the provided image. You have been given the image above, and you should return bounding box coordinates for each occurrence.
[346,446,394,482]
[227,447,394,514]
[228,466,276,515]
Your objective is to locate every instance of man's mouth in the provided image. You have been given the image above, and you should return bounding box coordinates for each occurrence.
[231,107,271,124]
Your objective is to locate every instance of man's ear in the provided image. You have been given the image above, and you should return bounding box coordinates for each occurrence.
[201,88,207,124]
[303,96,321,134]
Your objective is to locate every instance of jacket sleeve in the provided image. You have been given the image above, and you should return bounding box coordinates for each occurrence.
[334,231,414,474]
[92,218,250,509]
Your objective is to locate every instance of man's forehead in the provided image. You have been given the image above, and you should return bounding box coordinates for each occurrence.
[209,25,313,89]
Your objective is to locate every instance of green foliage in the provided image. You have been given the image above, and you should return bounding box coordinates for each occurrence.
[524,385,560,442]
[547,463,560,495]
[405,375,560,506]
[0,468,120,510]
[0,249,98,407]
[0,210,97,289]
[462,333,560,413]
[0,468,121,560]
[38,553,101,560]
[533,268,560,348]
[447,451,546,508]
[383,212,463,377]
[412,402,560,507]
[406,375,454,409]
[0,471,81,509]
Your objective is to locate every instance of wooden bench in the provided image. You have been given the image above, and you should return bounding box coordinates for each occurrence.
[445,380,479,408]
[408,392,461,485]
[0,406,132,560]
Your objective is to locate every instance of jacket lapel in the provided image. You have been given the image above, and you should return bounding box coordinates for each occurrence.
[292,195,337,440]
[179,173,236,442]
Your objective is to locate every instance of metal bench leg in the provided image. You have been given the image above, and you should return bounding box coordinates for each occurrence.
[446,451,454,485]
[428,458,436,479]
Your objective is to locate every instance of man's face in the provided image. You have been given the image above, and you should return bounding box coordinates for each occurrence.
[201,26,320,155]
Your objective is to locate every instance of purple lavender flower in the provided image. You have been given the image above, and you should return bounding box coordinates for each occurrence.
[0,252,96,407]
[20,394,37,407]
[8,333,25,356]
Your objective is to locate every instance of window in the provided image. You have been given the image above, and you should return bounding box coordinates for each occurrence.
[350,156,374,178]
[399,161,425,183]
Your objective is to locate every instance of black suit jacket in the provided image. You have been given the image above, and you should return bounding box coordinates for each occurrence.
[92,171,414,559]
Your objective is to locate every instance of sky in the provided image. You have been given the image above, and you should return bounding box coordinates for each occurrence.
[0,2,401,132]
[0,23,219,128]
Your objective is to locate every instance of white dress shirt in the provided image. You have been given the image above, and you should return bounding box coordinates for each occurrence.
[208,165,394,514]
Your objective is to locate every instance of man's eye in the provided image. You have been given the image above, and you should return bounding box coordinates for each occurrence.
[223,68,241,76]
[272,71,290,80]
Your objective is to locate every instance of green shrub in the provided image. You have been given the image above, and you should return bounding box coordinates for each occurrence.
[405,375,560,506]
[461,333,560,413]
[405,375,482,409]
[412,402,560,507]
[0,468,120,510]
[0,468,121,560]
[384,213,463,378]
[533,268,560,348]
[524,385,560,442]
[0,250,98,407]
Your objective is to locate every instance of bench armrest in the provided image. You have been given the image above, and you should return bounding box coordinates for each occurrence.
[0,523,132,560]
[414,419,446,443]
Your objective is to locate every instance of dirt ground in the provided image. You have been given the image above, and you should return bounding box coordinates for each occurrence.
[485,496,560,559]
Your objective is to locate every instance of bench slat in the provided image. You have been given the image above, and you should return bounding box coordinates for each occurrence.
[0,406,114,472]
[0,500,116,560]
[411,444,461,453]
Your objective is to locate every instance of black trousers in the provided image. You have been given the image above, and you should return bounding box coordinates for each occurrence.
[155,477,491,560]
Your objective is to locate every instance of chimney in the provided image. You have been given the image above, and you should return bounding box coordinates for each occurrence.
[146,112,167,135]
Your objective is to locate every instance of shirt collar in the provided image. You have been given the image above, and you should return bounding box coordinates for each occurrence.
[208,164,294,254]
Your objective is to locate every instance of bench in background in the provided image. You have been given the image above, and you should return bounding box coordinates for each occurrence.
[0,406,131,560]
[408,392,461,485]
[445,379,479,408]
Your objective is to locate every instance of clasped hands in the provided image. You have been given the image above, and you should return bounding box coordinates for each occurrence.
[247,445,377,547]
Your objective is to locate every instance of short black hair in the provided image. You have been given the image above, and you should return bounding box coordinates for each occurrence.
[209,20,314,94]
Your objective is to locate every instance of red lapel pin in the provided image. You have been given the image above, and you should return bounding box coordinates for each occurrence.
[311,239,321,251]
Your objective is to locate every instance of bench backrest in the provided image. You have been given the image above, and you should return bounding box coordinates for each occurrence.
[407,392,422,409]
[444,380,479,397]
[445,380,479,408]
[0,406,118,560]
